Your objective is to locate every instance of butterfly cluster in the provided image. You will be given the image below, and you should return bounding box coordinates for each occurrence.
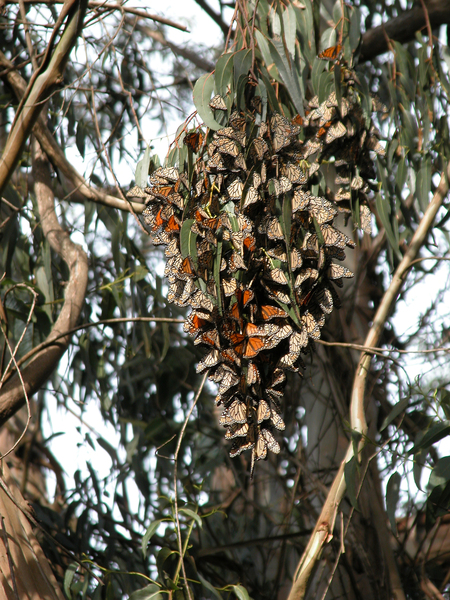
[131,72,384,473]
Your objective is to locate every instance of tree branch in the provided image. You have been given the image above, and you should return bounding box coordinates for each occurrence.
[287,162,450,600]
[0,50,144,214]
[0,0,88,198]
[0,139,89,428]
[360,0,450,62]
[192,0,229,37]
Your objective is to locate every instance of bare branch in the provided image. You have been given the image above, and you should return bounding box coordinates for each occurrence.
[192,0,229,37]
[287,161,450,600]
[0,50,144,214]
[0,140,89,428]
[360,0,450,62]
[0,0,88,197]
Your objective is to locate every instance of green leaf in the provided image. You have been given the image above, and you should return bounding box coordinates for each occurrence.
[180,219,196,259]
[348,7,361,54]
[429,457,450,490]
[267,37,304,116]
[141,520,164,558]
[375,193,401,259]
[156,547,178,579]
[160,321,170,362]
[231,584,251,600]
[380,396,409,431]
[215,52,235,97]
[64,562,78,597]
[409,421,450,455]
[319,27,336,52]
[416,155,431,212]
[193,73,223,131]
[344,456,359,509]
[198,575,222,599]
[128,584,164,600]
[135,145,153,188]
[282,3,297,59]
[214,239,223,315]
[386,472,401,535]
[233,49,252,91]
[414,449,426,491]
[179,507,203,528]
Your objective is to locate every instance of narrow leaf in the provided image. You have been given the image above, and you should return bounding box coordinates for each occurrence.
[179,507,203,528]
[135,145,152,188]
[232,584,251,600]
[180,219,195,258]
[141,520,163,558]
[380,396,409,431]
[429,457,450,490]
[410,421,450,455]
[386,472,401,535]
[344,456,359,509]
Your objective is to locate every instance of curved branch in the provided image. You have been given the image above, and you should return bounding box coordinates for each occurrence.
[192,0,229,37]
[0,0,88,197]
[287,163,450,600]
[0,140,89,428]
[360,0,450,62]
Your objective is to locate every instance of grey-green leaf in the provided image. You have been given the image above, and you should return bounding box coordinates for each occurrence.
[193,73,223,131]
[386,471,401,535]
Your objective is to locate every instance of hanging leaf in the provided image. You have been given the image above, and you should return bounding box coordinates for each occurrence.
[386,472,401,535]
[193,73,223,131]
[135,145,153,188]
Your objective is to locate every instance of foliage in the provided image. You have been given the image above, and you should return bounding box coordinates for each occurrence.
[1,1,450,599]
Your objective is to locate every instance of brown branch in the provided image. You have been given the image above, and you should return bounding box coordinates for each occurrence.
[0,50,144,214]
[0,0,88,198]
[287,162,450,600]
[192,0,229,37]
[2,0,189,31]
[360,0,450,62]
[0,139,89,428]
[135,24,215,73]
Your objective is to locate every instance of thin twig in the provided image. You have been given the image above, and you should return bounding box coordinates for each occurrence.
[173,371,207,600]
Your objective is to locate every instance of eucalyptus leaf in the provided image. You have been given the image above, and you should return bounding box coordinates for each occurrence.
[193,73,223,131]
[386,472,401,535]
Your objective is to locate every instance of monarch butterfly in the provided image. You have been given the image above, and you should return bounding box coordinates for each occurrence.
[266,387,283,400]
[164,255,182,278]
[294,267,319,287]
[292,114,307,127]
[278,176,292,194]
[228,251,246,273]
[230,333,265,359]
[127,185,148,199]
[308,196,337,225]
[167,279,184,304]
[280,162,305,185]
[359,205,372,234]
[189,290,214,311]
[266,217,284,240]
[184,131,204,153]
[220,399,247,426]
[179,278,196,306]
[270,369,286,387]
[261,305,288,321]
[243,234,256,252]
[222,278,238,297]
[256,399,271,423]
[309,162,320,177]
[262,427,281,451]
[290,248,303,271]
[366,136,385,156]
[302,311,320,340]
[225,422,249,439]
[229,110,246,132]
[152,166,179,183]
[209,94,227,111]
[253,173,262,189]
[196,328,220,348]
[325,121,347,144]
[303,139,322,158]
[216,126,246,147]
[207,152,227,171]
[315,286,334,315]
[196,348,221,373]
[184,310,211,336]
[268,323,293,344]
[164,239,180,258]
[236,287,254,308]
[327,263,354,280]
[229,436,254,457]
[215,136,240,158]
[290,330,308,353]
[247,362,260,385]
[218,372,240,397]
[165,214,181,233]
[176,256,196,280]
[253,432,268,462]
[268,245,287,262]
[271,113,297,152]
[319,224,349,248]
[318,44,342,60]
[242,186,260,209]
[292,188,312,214]
[261,281,291,304]
[251,137,268,160]
[227,178,243,200]
[233,153,247,171]
[265,267,288,285]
